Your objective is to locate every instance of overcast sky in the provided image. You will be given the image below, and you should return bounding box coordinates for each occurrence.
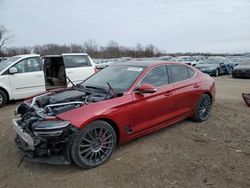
[0,0,250,53]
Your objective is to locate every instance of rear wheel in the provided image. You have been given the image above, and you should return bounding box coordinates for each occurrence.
[193,94,212,122]
[71,120,117,169]
[0,90,7,107]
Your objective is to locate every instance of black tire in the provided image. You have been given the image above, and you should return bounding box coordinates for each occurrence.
[71,120,117,169]
[0,90,7,107]
[215,69,219,77]
[193,94,212,122]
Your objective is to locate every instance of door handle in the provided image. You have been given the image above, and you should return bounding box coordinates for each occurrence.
[193,83,200,88]
[67,71,73,74]
[35,75,43,77]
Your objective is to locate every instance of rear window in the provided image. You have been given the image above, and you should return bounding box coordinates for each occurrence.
[63,55,91,68]
[187,68,195,77]
[169,65,190,83]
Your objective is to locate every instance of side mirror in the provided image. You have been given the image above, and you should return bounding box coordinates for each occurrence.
[9,67,18,74]
[135,84,157,94]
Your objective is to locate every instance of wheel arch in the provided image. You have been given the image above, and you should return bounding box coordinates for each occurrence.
[96,118,120,145]
[203,91,213,101]
[0,86,9,101]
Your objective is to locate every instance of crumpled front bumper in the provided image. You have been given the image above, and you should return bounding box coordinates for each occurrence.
[12,118,72,165]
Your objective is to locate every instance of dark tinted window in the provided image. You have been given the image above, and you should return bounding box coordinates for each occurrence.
[141,66,168,87]
[169,65,190,83]
[188,68,195,77]
[63,55,91,68]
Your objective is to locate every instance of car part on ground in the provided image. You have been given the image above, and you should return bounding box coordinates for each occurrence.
[12,61,215,168]
[242,93,250,107]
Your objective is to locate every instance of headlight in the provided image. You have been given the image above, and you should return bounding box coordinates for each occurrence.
[32,120,70,137]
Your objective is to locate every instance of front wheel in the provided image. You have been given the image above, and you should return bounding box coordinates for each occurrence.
[215,69,219,77]
[0,90,7,107]
[71,120,117,169]
[193,94,212,122]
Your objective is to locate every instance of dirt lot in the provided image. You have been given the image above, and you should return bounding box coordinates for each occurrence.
[0,76,249,188]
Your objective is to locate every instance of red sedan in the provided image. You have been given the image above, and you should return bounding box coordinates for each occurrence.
[13,60,215,169]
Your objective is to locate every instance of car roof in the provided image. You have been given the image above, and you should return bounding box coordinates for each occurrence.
[42,55,62,58]
[14,54,40,58]
[207,56,227,59]
[42,53,89,58]
[110,61,182,68]
[61,53,88,56]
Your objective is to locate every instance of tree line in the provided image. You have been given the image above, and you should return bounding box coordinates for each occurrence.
[1,40,162,59]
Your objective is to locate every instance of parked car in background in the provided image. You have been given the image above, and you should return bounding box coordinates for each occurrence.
[13,60,215,169]
[195,56,233,76]
[173,56,205,66]
[0,53,96,107]
[232,62,250,78]
[45,53,96,85]
[0,57,8,63]
[158,56,172,61]
[93,59,112,70]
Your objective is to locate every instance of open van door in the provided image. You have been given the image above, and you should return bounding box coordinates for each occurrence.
[42,56,67,91]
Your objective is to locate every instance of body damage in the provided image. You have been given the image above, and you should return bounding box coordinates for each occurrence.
[14,86,125,164]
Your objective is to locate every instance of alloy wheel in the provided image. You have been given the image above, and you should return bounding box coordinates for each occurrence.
[78,127,115,166]
[198,96,211,120]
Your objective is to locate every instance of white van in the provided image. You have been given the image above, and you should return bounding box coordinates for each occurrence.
[0,53,96,107]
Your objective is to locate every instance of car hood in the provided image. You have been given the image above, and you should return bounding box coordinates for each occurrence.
[234,65,250,70]
[195,64,218,69]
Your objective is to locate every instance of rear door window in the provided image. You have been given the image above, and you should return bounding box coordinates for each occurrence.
[63,55,91,68]
[169,65,190,83]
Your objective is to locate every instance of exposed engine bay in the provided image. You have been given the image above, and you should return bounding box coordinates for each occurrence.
[17,86,116,117]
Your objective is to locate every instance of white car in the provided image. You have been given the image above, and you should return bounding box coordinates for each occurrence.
[173,56,206,66]
[0,53,96,107]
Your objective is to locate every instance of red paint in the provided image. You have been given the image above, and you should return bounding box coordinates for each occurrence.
[57,62,215,145]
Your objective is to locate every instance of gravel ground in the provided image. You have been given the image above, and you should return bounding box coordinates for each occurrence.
[0,75,249,188]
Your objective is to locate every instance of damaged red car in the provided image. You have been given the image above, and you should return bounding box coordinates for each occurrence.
[13,57,215,169]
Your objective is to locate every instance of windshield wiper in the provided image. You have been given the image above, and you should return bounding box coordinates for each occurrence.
[84,85,108,93]
[107,82,117,97]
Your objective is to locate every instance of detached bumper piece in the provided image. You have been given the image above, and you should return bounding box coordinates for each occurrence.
[242,93,250,107]
[12,118,73,165]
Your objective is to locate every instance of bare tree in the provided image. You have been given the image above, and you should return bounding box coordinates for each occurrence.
[0,25,13,50]
[83,39,98,56]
